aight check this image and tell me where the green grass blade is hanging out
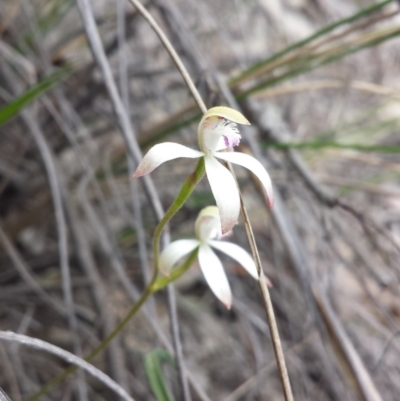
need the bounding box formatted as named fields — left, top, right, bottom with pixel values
left=262, top=140, right=400, bottom=153
left=137, top=25, right=400, bottom=143
left=144, top=349, right=175, bottom=401
left=230, top=0, right=393, bottom=85
left=238, top=26, right=400, bottom=99
left=0, top=66, right=72, bottom=125
left=38, top=0, right=75, bottom=34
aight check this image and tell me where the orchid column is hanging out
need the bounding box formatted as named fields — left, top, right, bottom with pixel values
left=132, top=106, right=274, bottom=237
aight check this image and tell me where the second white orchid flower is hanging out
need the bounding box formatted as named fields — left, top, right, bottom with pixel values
left=132, top=106, right=274, bottom=234
left=159, top=206, right=259, bottom=309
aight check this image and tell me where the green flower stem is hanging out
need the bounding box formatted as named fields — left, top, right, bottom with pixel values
left=27, top=250, right=199, bottom=401
left=151, top=248, right=199, bottom=292
left=27, top=283, right=154, bottom=401
left=152, top=157, right=205, bottom=279
left=27, top=161, right=205, bottom=401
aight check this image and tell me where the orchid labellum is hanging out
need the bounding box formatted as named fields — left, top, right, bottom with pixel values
left=159, top=206, right=259, bottom=309
left=132, top=106, right=274, bottom=234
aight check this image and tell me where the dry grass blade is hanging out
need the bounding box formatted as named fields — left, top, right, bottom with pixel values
left=75, top=0, right=164, bottom=221
left=0, top=388, right=13, bottom=401
left=314, top=291, right=383, bottom=401
left=1, top=1, right=399, bottom=400
left=0, top=331, right=135, bottom=401
left=0, top=57, right=89, bottom=398
left=65, top=194, right=128, bottom=387
left=231, top=8, right=398, bottom=86
left=0, top=225, right=86, bottom=320
left=238, top=195, right=294, bottom=401
left=125, top=1, right=294, bottom=400
left=252, top=79, right=400, bottom=99
left=126, top=0, right=207, bottom=113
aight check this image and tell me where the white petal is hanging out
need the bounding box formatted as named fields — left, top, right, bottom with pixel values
left=159, top=239, right=199, bottom=275
left=215, top=152, right=274, bottom=209
left=209, top=240, right=258, bottom=279
left=198, top=245, right=232, bottom=309
left=132, top=143, right=204, bottom=178
left=204, top=155, right=240, bottom=234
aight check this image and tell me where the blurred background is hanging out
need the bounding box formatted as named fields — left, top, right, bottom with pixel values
left=0, top=0, right=400, bottom=400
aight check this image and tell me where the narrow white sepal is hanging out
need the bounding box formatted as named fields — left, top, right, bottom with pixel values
left=214, top=151, right=274, bottom=209
left=204, top=155, right=240, bottom=234
left=132, top=143, right=204, bottom=178
left=209, top=240, right=258, bottom=279
left=159, top=239, right=200, bottom=276
left=198, top=244, right=232, bottom=309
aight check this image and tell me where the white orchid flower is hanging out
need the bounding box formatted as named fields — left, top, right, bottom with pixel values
left=159, top=206, right=258, bottom=309
left=132, top=106, right=274, bottom=234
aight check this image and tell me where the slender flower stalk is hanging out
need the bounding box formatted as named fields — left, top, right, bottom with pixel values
left=28, top=0, right=293, bottom=397
left=132, top=106, right=274, bottom=234
left=159, top=206, right=260, bottom=309
left=151, top=158, right=205, bottom=277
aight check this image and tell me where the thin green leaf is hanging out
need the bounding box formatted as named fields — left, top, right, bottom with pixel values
left=262, top=140, right=400, bottom=153
left=230, top=0, right=393, bottom=85
left=38, top=0, right=75, bottom=34
left=238, top=26, right=400, bottom=99
left=0, top=66, right=72, bottom=125
left=151, top=249, right=199, bottom=292
left=144, top=349, right=175, bottom=401
left=138, top=26, right=400, bottom=144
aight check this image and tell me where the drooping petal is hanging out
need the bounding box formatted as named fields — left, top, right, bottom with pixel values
left=209, top=240, right=258, bottom=279
left=198, top=244, right=232, bottom=309
left=131, top=143, right=204, bottom=178
left=204, top=155, right=240, bottom=234
left=200, top=107, right=250, bottom=128
left=159, top=239, right=200, bottom=276
left=214, top=152, right=274, bottom=209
